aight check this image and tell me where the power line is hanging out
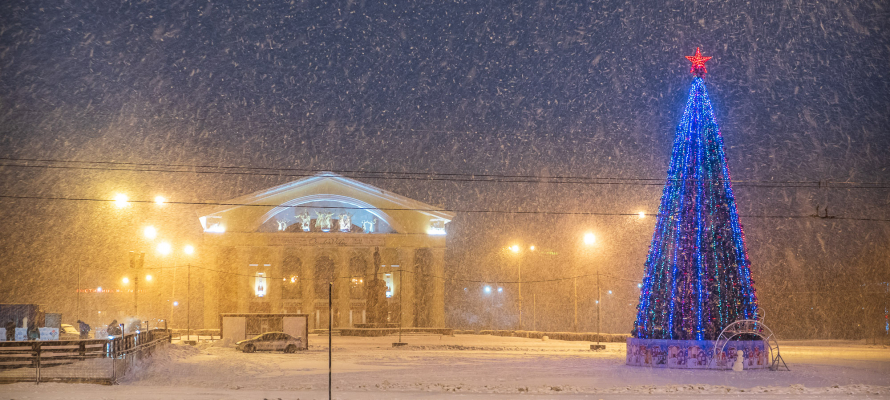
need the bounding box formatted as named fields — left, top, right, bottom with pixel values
left=0, top=157, right=887, bottom=189
left=0, top=194, right=886, bottom=222
left=175, top=264, right=642, bottom=286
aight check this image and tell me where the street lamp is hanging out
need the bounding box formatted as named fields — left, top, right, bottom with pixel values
left=581, top=232, right=603, bottom=347
left=114, top=193, right=129, bottom=208
left=508, top=244, right=535, bottom=331
left=160, top=244, right=195, bottom=340
left=578, top=232, right=596, bottom=333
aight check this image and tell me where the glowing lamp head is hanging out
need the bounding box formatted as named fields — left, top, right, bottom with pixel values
left=510, top=245, right=520, bottom=253
left=145, top=274, right=152, bottom=281
left=497, top=287, right=503, bottom=293
left=529, top=245, right=535, bottom=251
left=173, top=301, right=179, bottom=306
left=154, top=196, right=166, bottom=205
left=114, top=193, right=129, bottom=208
left=483, top=285, right=492, bottom=294
left=97, top=287, right=102, bottom=292
left=583, top=232, right=596, bottom=245
left=144, top=226, right=157, bottom=240
left=157, top=242, right=172, bottom=256
left=638, top=212, right=646, bottom=219
left=184, top=245, right=195, bottom=255
left=122, top=277, right=129, bottom=284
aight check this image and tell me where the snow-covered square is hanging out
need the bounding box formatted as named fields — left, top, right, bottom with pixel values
left=3, top=334, right=889, bottom=399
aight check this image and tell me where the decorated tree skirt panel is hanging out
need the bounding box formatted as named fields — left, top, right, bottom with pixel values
left=625, top=337, right=769, bottom=369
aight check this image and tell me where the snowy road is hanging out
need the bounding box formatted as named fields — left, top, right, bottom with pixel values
left=2, top=334, right=888, bottom=399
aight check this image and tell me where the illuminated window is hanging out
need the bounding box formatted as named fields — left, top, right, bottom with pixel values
left=383, top=273, right=394, bottom=298
left=253, top=266, right=268, bottom=297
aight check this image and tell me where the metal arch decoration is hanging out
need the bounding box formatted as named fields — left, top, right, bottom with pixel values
left=712, top=319, right=789, bottom=371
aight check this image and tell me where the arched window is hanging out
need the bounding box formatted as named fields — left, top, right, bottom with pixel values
left=349, top=255, right=366, bottom=299
left=282, top=255, right=302, bottom=300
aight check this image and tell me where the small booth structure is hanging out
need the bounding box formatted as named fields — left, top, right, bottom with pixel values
left=220, top=313, right=308, bottom=349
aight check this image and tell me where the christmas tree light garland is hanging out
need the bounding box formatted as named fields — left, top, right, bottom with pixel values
left=632, top=49, right=759, bottom=341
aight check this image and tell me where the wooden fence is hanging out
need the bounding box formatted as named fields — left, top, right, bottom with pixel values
left=0, top=328, right=171, bottom=385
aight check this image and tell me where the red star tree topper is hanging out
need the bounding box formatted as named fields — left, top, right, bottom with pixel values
left=685, top=47, right=712, bottom=77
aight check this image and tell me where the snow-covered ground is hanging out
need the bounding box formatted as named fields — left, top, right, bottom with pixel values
left=3, top=334, right=889, bottom=399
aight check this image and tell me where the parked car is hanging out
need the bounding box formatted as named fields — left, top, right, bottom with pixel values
left=60, top=324, right=81, bottom=340
left=236, top=332, right=302, bottom=353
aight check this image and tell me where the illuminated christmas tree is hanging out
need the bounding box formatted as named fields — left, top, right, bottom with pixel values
left=632, top=48, right=759, bottom=341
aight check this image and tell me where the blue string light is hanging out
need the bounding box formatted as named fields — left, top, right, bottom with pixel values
left=632, top=74, right=759, bottom=341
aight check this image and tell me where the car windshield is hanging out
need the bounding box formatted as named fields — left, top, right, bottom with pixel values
left=250, top=334, right=265, bottom=340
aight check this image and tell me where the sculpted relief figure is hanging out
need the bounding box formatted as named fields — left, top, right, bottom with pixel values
left=315, top=211, right=334, bottom=231
left=298, top=211, right=312, bottom=231
left=362, top=217, right=378, bottom=233
left=339, top=213, right=352, bottom=232
left=277, top=220, right=288, bottom=231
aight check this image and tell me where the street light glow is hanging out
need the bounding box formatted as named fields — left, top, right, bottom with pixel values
left=584, top=232, right=596, bottom=245
left=114, top=193, right=129, bottom=208
left=122, top=277, right=129, bottom=284
left=145, top=274, right=152, bottom=281
left=529, top=245, right=535, bottom=251
left=638, top=212, right=646, bottom=218
left=158, top=242, right=172, bottom=255
left=155, top=196, right=166, bottom=205
left=184, top=244, right=195, bottom=255
left=144, top=226, right=157, bottom=240
left=510, top=245, right=520, bottom=253
left=483, top=285, right=492, bottom=294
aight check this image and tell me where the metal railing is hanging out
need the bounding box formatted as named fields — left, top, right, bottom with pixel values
left=0, top=328, right=171, bottom=384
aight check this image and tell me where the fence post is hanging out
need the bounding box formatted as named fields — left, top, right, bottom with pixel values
left=34, top=342, right=40, bottom=384
left=111, top=339, right=116, bottom=384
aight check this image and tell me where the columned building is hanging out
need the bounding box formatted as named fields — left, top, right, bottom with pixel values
left=196, top=172, right=452, bottom=330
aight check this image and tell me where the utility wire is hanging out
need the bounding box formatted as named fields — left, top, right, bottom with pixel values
left=175, top=264, right=643, bottom=286
left=0, top=194, right=886, bottom=221
left=0, top=157, right=887, bottom=189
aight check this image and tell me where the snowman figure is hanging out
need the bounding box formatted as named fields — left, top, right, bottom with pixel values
left=732, top=350, right=745, bottom=371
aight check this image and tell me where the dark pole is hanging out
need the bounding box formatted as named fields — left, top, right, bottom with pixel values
left=135, top=275, right=139, bottom=316
left=328, top=281, right=332, bottom=400
left=398, top=268, right=403, bottom=343
left=187, top=263, right=191, bottom=341
left=76, top=263, right=81, bottom=321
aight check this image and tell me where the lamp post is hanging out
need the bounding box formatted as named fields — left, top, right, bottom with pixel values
left=509, top=244, right=535, bottom=331
left=158, top=241, right=194, bottom=340
left=579, top=232, right=596, bottom=333
left=129, top=251, right=145, bottom=315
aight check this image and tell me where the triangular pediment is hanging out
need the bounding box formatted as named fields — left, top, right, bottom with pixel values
left=198, top=172, right=453, bottom=236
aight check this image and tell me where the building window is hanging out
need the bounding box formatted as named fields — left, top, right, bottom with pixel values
left=383, top=273, right=394, bottom=298
left=282, top=256, right=302, bottom=300
left=253, top=266, right=268, bottom=298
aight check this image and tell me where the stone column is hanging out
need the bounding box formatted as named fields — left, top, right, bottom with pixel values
left=202, top=248, right=220, bottom=329
left=397, top=247, right=416, bottom=328
left=335, top=249, right=351, bottom=328
left=430, top=248, right=446, bottom=327
left=300, top=247, right=316, bottom=328
left=270, top=247, right=284, bottom=313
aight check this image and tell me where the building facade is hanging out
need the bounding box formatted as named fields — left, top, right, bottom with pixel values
left=196, top=172, right=453, bottom=330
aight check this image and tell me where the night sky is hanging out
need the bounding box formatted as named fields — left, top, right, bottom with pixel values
left=0, top=1, right=887, bottom=335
